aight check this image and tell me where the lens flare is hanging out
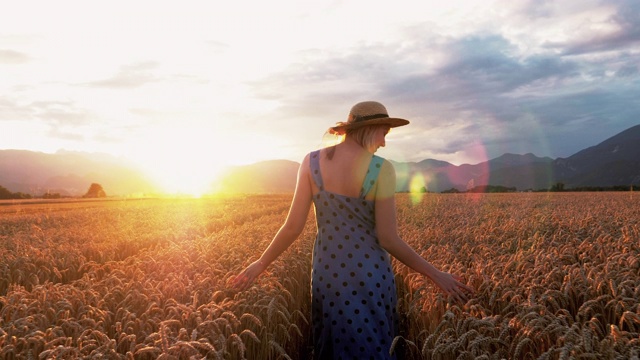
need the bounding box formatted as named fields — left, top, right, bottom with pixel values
left=409, top=172, right=428, bottom=205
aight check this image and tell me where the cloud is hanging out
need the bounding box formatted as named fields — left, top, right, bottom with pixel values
left=390, top=32, right=637, bottom=159
left=92, top=132, right=124, bottom=144
left=46, top=127, right=85, bottom=141
left=84, top=62, right=161, bottom=88
left=0, top=97, right=95, bottom=141
left=206, top=40, right=231, bottom=54
left=0, top=97, right=32, bottom=121
left=28, top=100, right=93, bottom=127
left=245, top=2, right=640, bottom=164
left=0, top=49, right=29, bottom=64
left=616, top=63, right=639, bottom=77
left=382, top=34, right=579, bottom=97
left=542, top=0, right=640, bottom=55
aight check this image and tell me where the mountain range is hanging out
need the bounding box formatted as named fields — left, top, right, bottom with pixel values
left=0, top=150, right=156, bottom=197
left=203, top=124, right=640, bottom=193
left=394, top=124, right=640, bottom=192
left=1, top=124, right=639, bottom=196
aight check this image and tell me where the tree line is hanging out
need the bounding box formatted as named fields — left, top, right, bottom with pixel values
left=439, top=183, right=639, bottom=193
left=0, top=183, right=106, bottom=200
left=0, top=185, right=32, bottom=199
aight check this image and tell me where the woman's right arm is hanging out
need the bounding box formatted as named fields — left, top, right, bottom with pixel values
left=231, top=154, right=313, bottom=291
left=375, top=161, right=474, bottom=303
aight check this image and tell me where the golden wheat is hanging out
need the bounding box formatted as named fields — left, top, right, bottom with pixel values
left=0, top=193, right=638, bottom=358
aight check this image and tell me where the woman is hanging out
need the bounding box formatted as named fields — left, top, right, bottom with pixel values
left=232, top=101, right=473, bottom=359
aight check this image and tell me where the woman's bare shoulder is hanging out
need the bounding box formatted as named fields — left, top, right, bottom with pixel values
left=375, top=158, right=397, bottom=198
left=299, top=150, right=323, bottom=176
left=379, top=158, right=396, bottom=176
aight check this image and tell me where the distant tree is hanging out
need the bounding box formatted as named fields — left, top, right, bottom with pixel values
left=466, top=185, right=516, bottom=193
left=84, top=183, right=106, bottom=198
left=441, top=187, right=461, bottom=194
left=0, top=185, right=13, bottom=199
left=550, top=182, right=565, bottom=192
left=0, top=185, right=32, bottom=199
left=43, top=192, right=61, bottom=199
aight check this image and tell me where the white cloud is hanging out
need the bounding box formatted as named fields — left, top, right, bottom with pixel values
left=0, top=0, right=638, bottom=171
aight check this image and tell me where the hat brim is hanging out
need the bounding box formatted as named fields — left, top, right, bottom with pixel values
left=330, top=117, right=410, bottom=134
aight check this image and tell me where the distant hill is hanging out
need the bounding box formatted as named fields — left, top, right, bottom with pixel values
left=391, top=152, right=557, bottom=192
left=0, top=150, right=158, bottom=196
left=216, top=124, right=639, bottom=193
left=216, top=160, right=299, bottom=194
left=553, top=124, right=640, bottom=188
left=1, top=124, right=639, bottom=195
left=391, top=124, right=640, bottom=192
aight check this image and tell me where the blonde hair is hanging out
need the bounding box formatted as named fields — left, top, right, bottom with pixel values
left=322, top=125, right=387, bottom=160
left=347, top=125, right=387, bottom=149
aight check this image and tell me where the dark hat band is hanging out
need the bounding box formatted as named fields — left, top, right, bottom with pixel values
left=352, top=113, right=389, bottom=123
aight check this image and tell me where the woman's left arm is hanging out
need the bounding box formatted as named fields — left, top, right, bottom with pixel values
left=375, top=161, right=474, bottom=303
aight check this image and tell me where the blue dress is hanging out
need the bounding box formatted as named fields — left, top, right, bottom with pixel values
left=309, top=150, right=398, bottom=360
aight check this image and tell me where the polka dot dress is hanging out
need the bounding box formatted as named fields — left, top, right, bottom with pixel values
left=309, top=150, right=398, bottom=360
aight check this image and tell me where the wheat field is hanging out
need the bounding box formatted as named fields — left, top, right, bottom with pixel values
left=0, top=193, right=638, bottom=359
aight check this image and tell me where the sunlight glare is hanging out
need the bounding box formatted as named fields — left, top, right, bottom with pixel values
left=129, top=124, right=231, bottom=196
left=409, top=172, right=428, bottom=205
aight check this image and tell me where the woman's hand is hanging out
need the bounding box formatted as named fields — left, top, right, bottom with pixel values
left=432, top=271, right=475, bottom=304
left=230, top=260, right=268, bottom=291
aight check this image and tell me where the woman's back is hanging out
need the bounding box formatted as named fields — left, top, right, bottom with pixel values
left=309, top=147, right=398, bottom=360
left=315, top=142, right=378, bottom=200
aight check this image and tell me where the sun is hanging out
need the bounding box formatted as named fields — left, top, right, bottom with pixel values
left=128, top=124, right=232, bottom=197
left=148, top=158, right=225, bottom=197
left=124, top=121, right=288, bottom=197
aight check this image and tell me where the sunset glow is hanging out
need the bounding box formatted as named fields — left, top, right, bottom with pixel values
left=1, top=0, right=639, bottom=196
left=125, top=124, right=246, bottom=195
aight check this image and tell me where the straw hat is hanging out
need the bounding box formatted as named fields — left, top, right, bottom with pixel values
left=329, top=101, right=410, bottom=135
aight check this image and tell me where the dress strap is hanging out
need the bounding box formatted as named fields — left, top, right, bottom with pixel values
left=309, top=150, right=324, bottom=191
left=360, top=155, right=384, bottom=198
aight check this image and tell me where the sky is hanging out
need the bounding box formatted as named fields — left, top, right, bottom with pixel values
left=1, top=0, right=639, bottom=194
